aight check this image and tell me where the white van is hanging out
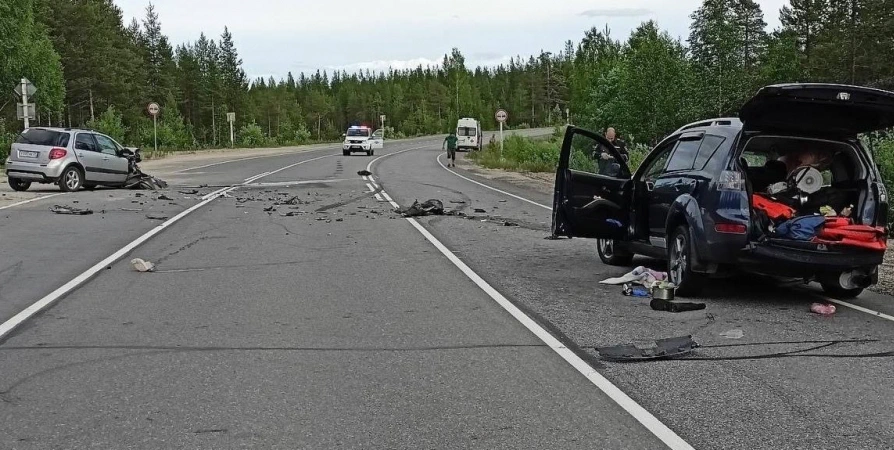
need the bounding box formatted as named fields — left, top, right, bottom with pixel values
left=456, top=118, right=482, bottom=151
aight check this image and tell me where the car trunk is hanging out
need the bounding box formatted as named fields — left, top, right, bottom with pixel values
left=739, top=135, right=884, bottom=254
left=9, top=129, right=69, bottom=165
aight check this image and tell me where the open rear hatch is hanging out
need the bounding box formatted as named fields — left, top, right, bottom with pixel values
left=740, top=84, right=894, bottom=136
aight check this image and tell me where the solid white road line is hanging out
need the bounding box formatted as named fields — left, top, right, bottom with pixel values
left=0, top=152, right=340, bottom=342
left=374, top=193, right=384, bottom=202
left=825, top=297, right=894, bottom=323
left=366, top=183, right=376, bottom=192
left=0, top=193, right=64, bottom=211
left=368, top=146, right=694, bottom=450
left=436, top=153, right=552, bottom=210
left=362, top=175, right=369, bottom=181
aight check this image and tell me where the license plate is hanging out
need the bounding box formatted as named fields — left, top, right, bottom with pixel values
left=18, top=150, right=38, bottom=158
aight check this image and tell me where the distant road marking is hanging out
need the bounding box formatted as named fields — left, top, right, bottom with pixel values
left=436, top=153, right=551, bottom=210
left=172, top=145, right=338, bottom=173
left=0, top=193, right=64, bottom=211
left=366, top=183, right=376, bottom=192
left=242, top=154, right=334, bottom=184
left=367, top=147, right=695, bottom=450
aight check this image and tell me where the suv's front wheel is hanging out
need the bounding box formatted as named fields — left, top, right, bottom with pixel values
left=596, top=239, right=633, bottom=266
left=8, top=178, right=31, bottom=192
left=668, top=225, right=706, bottom=297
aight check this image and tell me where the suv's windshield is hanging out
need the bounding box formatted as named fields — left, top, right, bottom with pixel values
left=457, top=127, right=477, bottom=136
left=347, top=129, right=370, bottom=137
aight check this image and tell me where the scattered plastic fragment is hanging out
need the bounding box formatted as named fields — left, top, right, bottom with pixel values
left=810, top=303, right=837, bottom=316
left=146, top=214, right=169, bottom=220
left=397, top=200, right=445, bottom=217
left=131, top=258, right=155, bottom=273
left=179, top=190, right=199, bottom=195
left=474, top=208, right=487, bottom=213
left=596, top=336, right=699, bottom=362
left=50, top=205, right=93, bottom=215
left=719, top=329, right=745, bottom=339
left=157, top=194, right=173, bottom=201
left=357, top=170, right=372, bottom=176
left=622, top=284, right=651, bottom=298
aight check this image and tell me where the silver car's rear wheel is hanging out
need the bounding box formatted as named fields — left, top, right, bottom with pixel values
left=59, top=166, right=83, bottom=192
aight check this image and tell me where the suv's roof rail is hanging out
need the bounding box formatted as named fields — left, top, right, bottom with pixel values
left=673, top=117, right=742, bottom=135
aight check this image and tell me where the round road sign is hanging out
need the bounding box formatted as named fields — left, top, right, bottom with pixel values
left=495, top=109, right=508, bottom=123
left=147, top=102, right=160, bottom=116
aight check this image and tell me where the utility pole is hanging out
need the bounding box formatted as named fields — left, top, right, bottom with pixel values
left=21, top=79, right=30, bottom=129
left=89, top=89, right=95, bottom=122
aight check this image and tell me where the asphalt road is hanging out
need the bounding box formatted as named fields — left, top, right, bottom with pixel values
left=2, top=131, right=894, bottom=449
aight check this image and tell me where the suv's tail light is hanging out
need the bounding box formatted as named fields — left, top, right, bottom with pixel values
left=718, top=170, right=745, bottom=191
left=49, top=147, right=67, bottom=160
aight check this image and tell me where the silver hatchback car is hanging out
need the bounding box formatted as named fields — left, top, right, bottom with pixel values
left=5, top=127, right=135, bottom=192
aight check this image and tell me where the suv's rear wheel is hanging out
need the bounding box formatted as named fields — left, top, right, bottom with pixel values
left=8, top=178, right=31, bottom=192
left=668, top=225, right=706, bottom=297
left=59, top=166, right=83, bottom=192
left=820, top=282, right=864, bottom=299
left=596, top=239, right=634, bottom=266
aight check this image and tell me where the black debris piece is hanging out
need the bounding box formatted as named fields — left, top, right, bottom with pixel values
left=449, top=200, right=466, bottom=204
left=199, top=184, right=208, bottom=188
left=650, top=298, right=707, bottom=313
left=179, top=190, right=199, bottom=195
left=503, top=221, right=519, bottom=227
left=50, top=205, right=93, bottom=215
left=275, top=196, right=303, bottom=206
left=263, top=206, right=276, bottom=212
left=120, top=208, right=143, bottom=212
left=498, top=200, right=507, bottom=203
left=357, top=170, right=372, bottom=176
left=280, top=211, right=305, bottom=217
left=157, top=194, right=173, bottom=201
left=396, top=199, right=445, bottom=217
left=124, top=168, right=168, bottom=190
left=596, top=336, right=699, bottom=362
left=336, top=218, right=344, bottom=222
left=146, top=214, right=169, bottom=220
left=474, top=208, right=487, bottom=213
left=135, top=193, right=144, bottom=197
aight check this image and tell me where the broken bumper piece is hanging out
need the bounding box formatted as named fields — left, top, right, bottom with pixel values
left=596, top=336, right=699, bottom=362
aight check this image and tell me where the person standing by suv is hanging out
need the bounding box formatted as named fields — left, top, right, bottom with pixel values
left=597, top=127, right=629, bottom=175
left=443, top=131, right=459, bottom=167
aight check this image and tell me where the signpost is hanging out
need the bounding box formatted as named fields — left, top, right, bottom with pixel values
left=148, top=102, right=160, bottom=153
left=495, top=109, right=508, bottom=154
left=16, top=78, right=37, bottom=129
left=227, top=112, right=236, bottom=147
left=380, top=114, right=386, bottom=138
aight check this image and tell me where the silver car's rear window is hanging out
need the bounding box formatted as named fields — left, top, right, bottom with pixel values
left=15, top=129, right=69, bottom=147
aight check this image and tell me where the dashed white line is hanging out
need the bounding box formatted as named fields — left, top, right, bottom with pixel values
left=0, top=193, right=64, bottom=211
left=436, top=153, right=552, bottom=210
left=374, top=193, right=384, bottom=201
left=362, top=175, right=369, bottom=181
left=366, top=183, right=376, bottom=192
left=366, top=145, right=695, bottom=450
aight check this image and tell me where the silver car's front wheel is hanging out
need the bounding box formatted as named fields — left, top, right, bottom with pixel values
left=59, top=166, right=83, bottom=192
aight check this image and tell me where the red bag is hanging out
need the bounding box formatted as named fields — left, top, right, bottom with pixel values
left=752, top=194, right=794, bottom=221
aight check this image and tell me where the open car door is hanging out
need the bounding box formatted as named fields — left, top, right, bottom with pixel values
left=371, top=129, right=385, bottom=149
left=552, top=126, right=632, bottom=239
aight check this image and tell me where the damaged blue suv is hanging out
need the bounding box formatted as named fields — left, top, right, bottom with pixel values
left=552, top=84, right=893, bottom=298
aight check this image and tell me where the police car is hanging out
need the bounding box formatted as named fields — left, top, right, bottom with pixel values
left=342, top=126, right=384, bottom=156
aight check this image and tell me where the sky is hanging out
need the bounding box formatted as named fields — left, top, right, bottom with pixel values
left=116, top=0, right=788, bottom=80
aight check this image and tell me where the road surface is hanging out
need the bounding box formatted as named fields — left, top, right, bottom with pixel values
left=1, top=131, right=893, bottom=449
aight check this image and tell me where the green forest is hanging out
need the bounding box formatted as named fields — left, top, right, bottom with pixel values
left=2, top=0, right=894, bottom=156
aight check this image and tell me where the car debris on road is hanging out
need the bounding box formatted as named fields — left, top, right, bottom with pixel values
left=130, top=258, right=155, bottom=273
left=146, top=214, right=169, bottom=221
left=397, top=199, right=445, bottom=217
left=50, top=205, right=94, bottom=215
left=810, top=303, right=837, bottom=316
left=596, top=336, right=699, bottom=362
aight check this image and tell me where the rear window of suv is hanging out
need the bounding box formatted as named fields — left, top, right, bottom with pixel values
left=16, top=129, right=69, bottom=147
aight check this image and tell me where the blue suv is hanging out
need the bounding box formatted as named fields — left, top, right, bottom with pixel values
left=552, top=84, right=893, bottom=298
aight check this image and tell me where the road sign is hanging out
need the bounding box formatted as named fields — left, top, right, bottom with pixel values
left=147, top=102, right=160, bottom=116
left=14, top=78, right=36, bottom=97
left=380, top=114, right=386, bottom=124
left=16, top=103, right=36, bottom=120
left=227, top=112, right=236, bottom=123
left=495, top=109, right=508, bottom=123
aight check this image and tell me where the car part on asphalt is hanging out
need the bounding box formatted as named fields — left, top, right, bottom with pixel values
left=649, top=297, right=706, bottom=313
left=178, top=189, right=199, bottom=195
left=357, top=170, right=372, bottom=176
left=131, top=258, right=155, bottom=273
left=50, top=205, right=93, bottom=215
left=719, top=329, right=745, bottom=339
left=651, top=282, right=677, bottom=301
left=810, top=303, right=837, bottom=316
left=622, top=284, right=650, bottom=298
left=397, top=199, right=445, bottom=217
left=146, top=214, right=169, bottom=220
left=596, top=336, right=699, bottom=362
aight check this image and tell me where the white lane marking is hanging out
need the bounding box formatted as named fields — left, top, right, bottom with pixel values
left=0, top=193, right=64, bottom=211
left=369, top=178, right=380, bottom=189
left=366, top=146, right=426, bottom=173
left=366, top=183, right=375, bottom=192
left=371, top=147, right=693, bottom=449
left=0, top=185, right=238, bottom=341
left=374, top=193, right=384, bottom=201
left=362, top=175, right=369, bottom=181
left=243, top=154, right=334, bottom=184
left=824, top=297, right=894, bottom=323
left=245, top=172, right=270, bottom=182
left=0, top=153, right=339, bottom=342
left=436, top=153, right=552, bottom=210
left=244, top=179, right=348, bottom=188
left=401, top=217, right=693, bottom=449
left=172, top=145, right=337, bottom=173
